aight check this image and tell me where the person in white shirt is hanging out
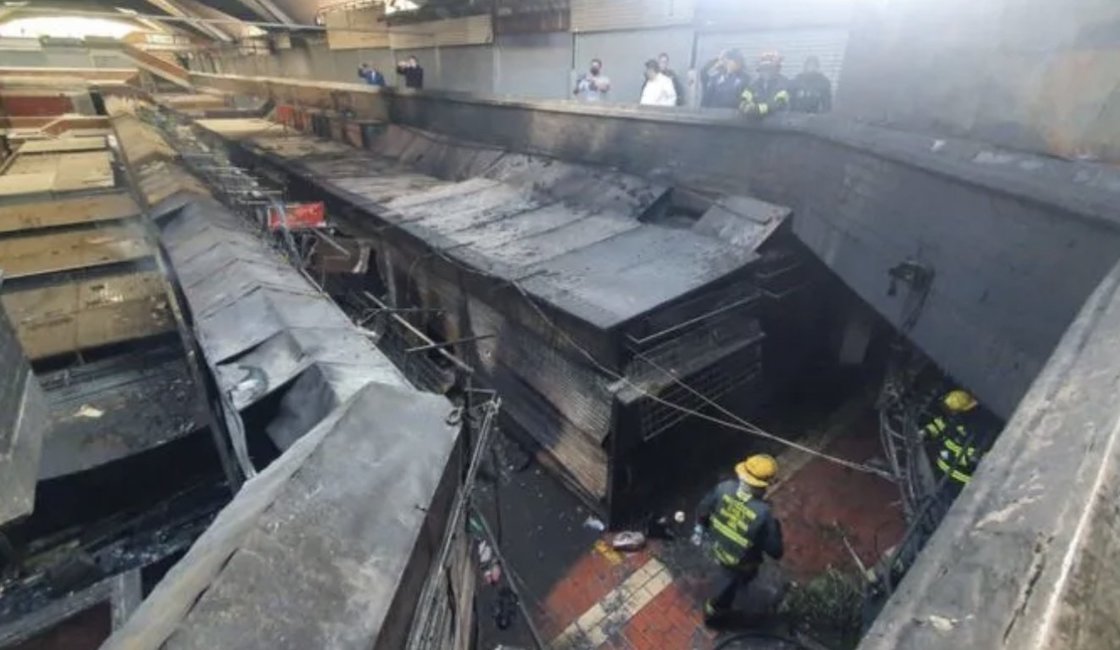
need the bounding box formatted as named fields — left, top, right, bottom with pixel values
left=640, top=59, right=678, bottom=107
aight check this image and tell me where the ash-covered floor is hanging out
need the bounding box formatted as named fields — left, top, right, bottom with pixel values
left=474, top=377, right=905, bottom=650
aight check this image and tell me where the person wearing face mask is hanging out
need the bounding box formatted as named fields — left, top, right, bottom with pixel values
left=739, top=50, right=791, bottom=117
left=574, top=58, right=611, bottom=102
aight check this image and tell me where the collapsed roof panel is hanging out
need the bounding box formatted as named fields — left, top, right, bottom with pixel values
left=149, top=193, right=411, bottom=449
left=0, top=306, right=47, bottom=526
left=103, top=380, right=459, bottom=650
left=0, top=122, right=204, bottom=480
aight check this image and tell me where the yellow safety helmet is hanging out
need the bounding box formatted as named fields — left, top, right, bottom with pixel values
left=735, top=454, right=778, bottom=488
left=943, top=389, right=978, bottom=413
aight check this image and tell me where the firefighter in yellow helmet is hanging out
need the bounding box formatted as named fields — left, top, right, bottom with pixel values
left=694, top=454, right=784, bottom=623
left=740, top=50, right=791, bottom=117
left=922, top=389, right=993, bottom=492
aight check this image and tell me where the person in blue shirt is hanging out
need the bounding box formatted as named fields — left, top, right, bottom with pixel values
left=357, top=62, right=385, bottom=87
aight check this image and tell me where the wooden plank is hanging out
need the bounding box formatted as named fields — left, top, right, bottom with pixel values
left=17, top=136, right=107, bottom=154
left=0, top=226, right=150, bottom=279
left=0, top=173, right=54, bottom=196
left=0, top=193, right=139, bottom=233
left=53, top=151, right=114, bottom=192
left=1, top=271, right=174, bottom=359
left=0, top=150, right=114, bottom=195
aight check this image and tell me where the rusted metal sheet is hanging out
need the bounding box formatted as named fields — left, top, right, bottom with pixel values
left=0, top=192, right=139, bottom=233
left=0, top=94, right=76, bottom=117
left=0, top=271, right=174, bottom=359
left=0, top=226, right=150, bottom=279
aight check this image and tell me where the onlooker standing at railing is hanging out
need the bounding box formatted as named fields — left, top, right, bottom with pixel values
left=395, top=56, right=424, bottom=89
left=657, top=52, right=686, bottom=106
left=640, top=59, right=678, bottom=107
left=791, top=56, right=832, bottom=113
left=700, top=49, right=750, bottom=109
left=358, top=62, right=386, bottom=87
left=574, top=58, right=611, bottom=102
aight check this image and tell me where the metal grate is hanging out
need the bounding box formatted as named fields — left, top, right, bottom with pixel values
left=637, top=352, right=760, bottom=441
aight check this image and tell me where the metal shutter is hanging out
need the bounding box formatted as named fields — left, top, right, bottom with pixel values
left=495, top=32, right=572, bottom=100
left=572, top=0, right=696, bottom=32
left=439, top=45, right=495, bottom=94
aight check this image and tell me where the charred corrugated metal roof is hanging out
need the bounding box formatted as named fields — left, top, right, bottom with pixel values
left=103, top=112, right=463, bottom=649
left=151, top=193, right=411, bottom=449
left=193, top=116, right=792, bottom=516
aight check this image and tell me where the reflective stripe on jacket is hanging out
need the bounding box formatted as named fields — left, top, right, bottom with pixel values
left=698, top=480, right=783, bottom=569
left=925, top=416, right=978, bottom=484
left=740, top=75, right=791, bottom=115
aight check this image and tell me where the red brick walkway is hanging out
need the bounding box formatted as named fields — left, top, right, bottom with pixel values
left=533, top=427, right=905, bottom=650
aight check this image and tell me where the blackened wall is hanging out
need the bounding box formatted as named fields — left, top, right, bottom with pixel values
left=836, top=0, right=1120, bottom=162
left=382, top=94, right=1120, bottom=419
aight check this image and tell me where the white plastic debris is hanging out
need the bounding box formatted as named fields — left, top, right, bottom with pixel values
left=611, top=531, right=646, bottom=551
left=582, top=515, right=605, bottom=532
left=76, top=405, right=104, bottom=418
left=673, top=510, right=686, bottom=524
left=478, top=541, right=493, bottom=564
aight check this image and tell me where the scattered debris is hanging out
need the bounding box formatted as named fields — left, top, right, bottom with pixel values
left=646, top=515, right=676, bottom=540
left=75, top=404, right=104, bottom=418
left=611, top=531, right=646, bottom=551
left=583, top=515, right=605, bottom=532
left=927, top=614, right=957, bottom=632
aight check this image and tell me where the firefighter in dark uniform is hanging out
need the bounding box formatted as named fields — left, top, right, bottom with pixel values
left=923, top=389, right=996, bottom=495
left=695, top=454, right=784, bottom=623
left=739, top=51, right=791, bottom=117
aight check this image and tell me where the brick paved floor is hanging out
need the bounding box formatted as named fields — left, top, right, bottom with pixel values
left=530, top=416, right=904, bottom=650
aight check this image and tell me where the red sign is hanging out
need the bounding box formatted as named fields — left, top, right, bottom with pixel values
left=267, top=202, right=326, bottom=230
left=275, top=104, right=295, bottom=127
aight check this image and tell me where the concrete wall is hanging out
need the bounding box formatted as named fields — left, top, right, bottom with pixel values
left=837, top=0, right=1120, bottom=161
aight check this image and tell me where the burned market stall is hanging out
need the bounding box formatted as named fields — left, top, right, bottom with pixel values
left=191, top=116, right=816, bottom=522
